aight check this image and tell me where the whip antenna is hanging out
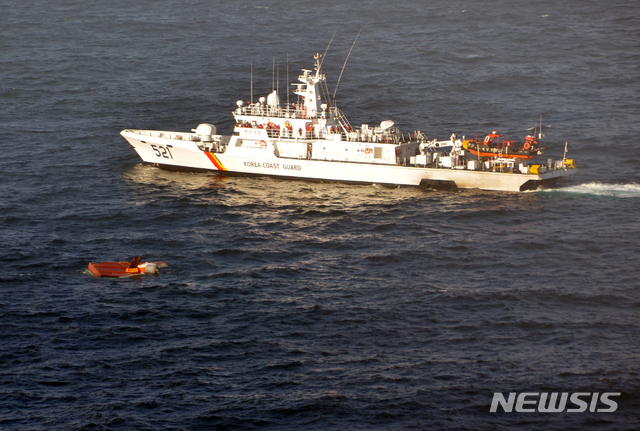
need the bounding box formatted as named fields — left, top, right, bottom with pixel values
left=319, top=32, right=336, bottom=71
left=318, top=32, right=337, bottom=106
left=333, top=29, right=361, bottom=99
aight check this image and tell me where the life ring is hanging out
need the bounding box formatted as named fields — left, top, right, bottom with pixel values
left=484, top=135, right=492, bottom=144
left=365, top=148, right=372, bottom=154
left=523, top=142, right=531, bottom=150
left=260, top=140, right=267, bottom=147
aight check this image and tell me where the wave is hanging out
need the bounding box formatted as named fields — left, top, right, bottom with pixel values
left=539, top=182, right=640, bottom=198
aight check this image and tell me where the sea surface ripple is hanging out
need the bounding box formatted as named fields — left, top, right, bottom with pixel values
left=1, top=0, right=639, bottom=429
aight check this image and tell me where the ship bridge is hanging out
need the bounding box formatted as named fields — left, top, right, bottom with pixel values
left=233, top=53, right=353, bottom=134
left=230, top=54, right=415, bottom=146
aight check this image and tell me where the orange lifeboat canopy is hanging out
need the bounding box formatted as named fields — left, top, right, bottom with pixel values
left=483, top=131, right=501, bottom=145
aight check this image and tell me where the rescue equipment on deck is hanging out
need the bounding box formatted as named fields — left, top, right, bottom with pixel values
left=463, top=130, right=543, bottom=160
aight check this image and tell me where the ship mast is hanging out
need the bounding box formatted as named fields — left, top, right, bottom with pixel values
left=292, top=53, right=325, bottom=118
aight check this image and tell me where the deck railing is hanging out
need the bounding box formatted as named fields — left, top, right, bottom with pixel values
left=235, top=104, right=350, bottom=123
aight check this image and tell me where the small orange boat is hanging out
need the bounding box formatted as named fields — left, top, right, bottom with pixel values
left=463, top=130, right=544, bottom=160
left=87, top=256, right=167, bottom=278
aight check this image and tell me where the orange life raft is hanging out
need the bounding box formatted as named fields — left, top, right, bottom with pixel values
left=87, top=256, right=167, bottom=278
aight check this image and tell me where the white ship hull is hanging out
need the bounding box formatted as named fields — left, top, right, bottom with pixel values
left=121, top=129, right=572, bottom=192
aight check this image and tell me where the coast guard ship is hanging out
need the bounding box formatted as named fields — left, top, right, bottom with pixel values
left=121, top=53, right=575, bottom=191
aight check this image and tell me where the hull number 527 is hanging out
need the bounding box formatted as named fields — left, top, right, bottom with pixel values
left=151, top=144, right=173, bottom=159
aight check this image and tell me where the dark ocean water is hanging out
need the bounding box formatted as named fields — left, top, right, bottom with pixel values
left=2, top=0, right=640, bottom=429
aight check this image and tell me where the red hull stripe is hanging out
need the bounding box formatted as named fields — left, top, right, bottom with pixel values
left=205, top=152, right=226, bottom=170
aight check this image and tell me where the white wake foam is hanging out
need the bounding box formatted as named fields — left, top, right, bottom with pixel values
left=540, top=182, right=640, bottom=198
